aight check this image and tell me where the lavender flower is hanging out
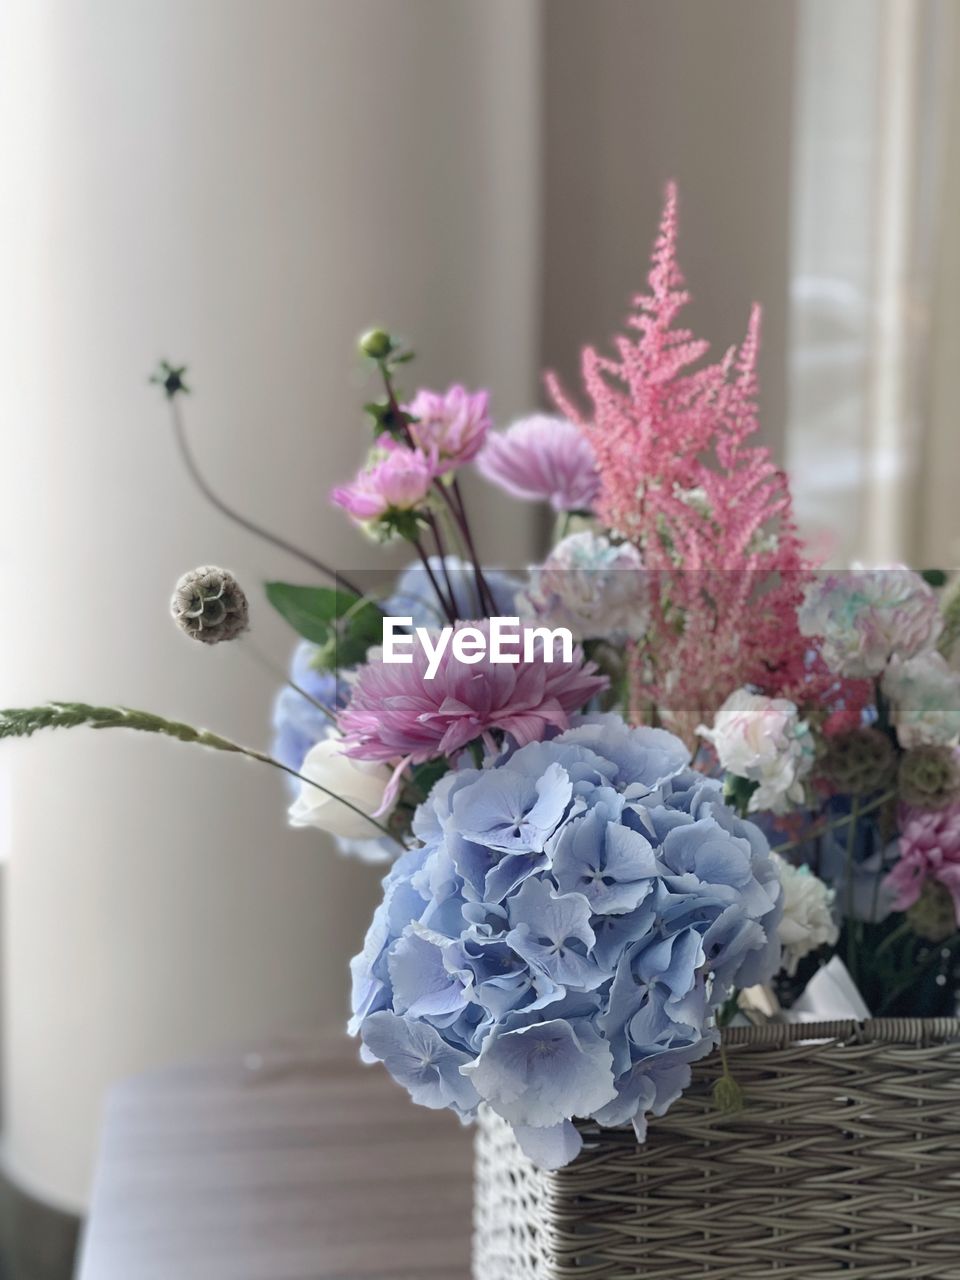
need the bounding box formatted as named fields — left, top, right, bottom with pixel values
left=337, top=622, right=607, bottom=766
left=331, top=440, right=433, bottom=524
left=405, top=385, right=491, bottom=473
left=476, top=415, right=600, bottom=513
left=350, top=715, right=782, bottom=1168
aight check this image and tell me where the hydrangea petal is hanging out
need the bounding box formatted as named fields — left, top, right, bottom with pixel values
left=462, top=1019, right=617, bottom=1127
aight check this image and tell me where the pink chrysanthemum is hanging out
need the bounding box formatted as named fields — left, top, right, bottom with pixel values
left=337, top=621, right=608, bottom=765
left=883, top=803, right=960, bottom=925
left=405, top=385, right=491, bottom=474
left=331, top=442, right=433, bottom=522
left=475, top=415, right=600, bottom=512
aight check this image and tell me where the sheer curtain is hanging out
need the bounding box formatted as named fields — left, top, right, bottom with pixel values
left=3, top=0, right=960, bottom=1218
left=0, top=0, right=540, bottom=1211
left=787, top=0, right=957, bottom=566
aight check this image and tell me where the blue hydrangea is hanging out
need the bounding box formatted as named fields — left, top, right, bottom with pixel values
left=271, top=641, right=340, bottom=778
left=350, top=714, right=783, bottom=1168
left=384, top=555, right=521, bottom=627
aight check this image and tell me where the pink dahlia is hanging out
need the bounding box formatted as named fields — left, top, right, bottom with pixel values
left=475, top=415, right=600, bottom=512
left=332, top=442, right=433, bottom=522
left=337, top=621, right=608, bottom=764
left=405, top=385, right=491, bottom=474
left=883, top=803, right=960, bottom=925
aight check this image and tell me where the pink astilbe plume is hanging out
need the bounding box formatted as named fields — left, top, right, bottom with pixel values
left=548, top=184, right=850, bottom=740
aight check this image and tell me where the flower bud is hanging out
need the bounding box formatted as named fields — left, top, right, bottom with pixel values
left=359, top=329, right=394, bottom=361
left=171, top=566, right=249, bottom=644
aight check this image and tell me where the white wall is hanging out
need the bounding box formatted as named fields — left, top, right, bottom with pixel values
left=0, top=0, right=539, bottom=1210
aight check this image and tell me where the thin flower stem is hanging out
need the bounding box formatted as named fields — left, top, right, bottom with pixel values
left=240, top=637, right=338, bottom=723
left=844, top=795, right=860, bottom=979
left=168, top=398, right=364, bottom=598
left=376, top=360, right=496, bottom=617
left=411, top=537, right=457, bottom=623
left=0, top=702, right=403, bottom=849
left=448, top=477, right=498, bottom=615
left=874, top=917, right=912, bottom=961
left=424, top=511, right=459, bottom=613
left=876, top=935, right=960, bottom=1015
left=770, top=789, right=896, bottom=855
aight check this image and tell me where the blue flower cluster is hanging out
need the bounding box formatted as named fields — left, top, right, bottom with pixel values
left=271, top=641, right=340, bottom=779
left=350, top=714, right=783, bottom=1168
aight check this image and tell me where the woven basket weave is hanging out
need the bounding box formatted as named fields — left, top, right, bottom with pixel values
left=473, top=1018, right=960, bottom=1279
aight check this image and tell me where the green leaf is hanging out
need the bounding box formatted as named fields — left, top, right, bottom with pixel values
left=921, top=569, right=948, bottom=588
left=264, top=582, right=383, bottom=669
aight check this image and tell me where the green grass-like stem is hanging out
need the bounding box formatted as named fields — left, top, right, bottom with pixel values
left=0, top=702, right=401, bottom=848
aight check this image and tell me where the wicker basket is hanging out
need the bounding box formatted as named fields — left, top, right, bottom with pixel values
left=473, top=1018, right=960, bottom=1279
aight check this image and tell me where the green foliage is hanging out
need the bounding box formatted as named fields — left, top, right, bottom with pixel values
left=264, top=582, right=382, bottom=669
left=722, top=773, right=759, bottom=818
left=364, top=398, right=410, bottom=437
left=0, top=702, right=231, bottom=750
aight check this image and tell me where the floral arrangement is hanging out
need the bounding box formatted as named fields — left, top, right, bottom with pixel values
left=3, top=186, right=960, bottom=1169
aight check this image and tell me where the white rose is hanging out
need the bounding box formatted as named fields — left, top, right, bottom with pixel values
left=770, top=852, right=839, bottom=975
left=698, top=688, right=814, bottom=815
left=288, top=735, right=394, bottom=840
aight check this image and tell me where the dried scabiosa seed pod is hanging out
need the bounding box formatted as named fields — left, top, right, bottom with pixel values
left=171, top=566, right=249, bottom=644
left=899, top=744, right=960, bottom=811
left=816, top=726, right=896, bottom=796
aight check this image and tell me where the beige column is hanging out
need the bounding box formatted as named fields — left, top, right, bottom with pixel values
left=0, top=0, right=540, bottom=1209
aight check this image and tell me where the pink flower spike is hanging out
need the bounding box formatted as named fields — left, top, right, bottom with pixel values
left=332, top=445, right=434, bottom=523
left=337, top=620, right=608, bottom=765
left=475, top=415, right=600, bottom=512
left=884, top=803, right=960, bottom=923
left=405, top=385, right=491, bottom=474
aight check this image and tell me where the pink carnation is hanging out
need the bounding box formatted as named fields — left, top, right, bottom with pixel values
left=337, top=621, right=608, bottom=764
left=883, top=803, right=960, bottom=924
left=332, top=443, right=433, bottom=522
left=406, top=385, right=491, bottom=473
left=475, top=415, right=600, bottom=512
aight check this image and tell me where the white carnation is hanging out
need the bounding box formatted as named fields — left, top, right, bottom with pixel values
left=698, top=688, right=814, bottom=815
left=770, top=852, right=839, bottom=975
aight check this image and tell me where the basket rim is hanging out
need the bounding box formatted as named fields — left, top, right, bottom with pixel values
left=721, top=1016, right=960, bottom=1046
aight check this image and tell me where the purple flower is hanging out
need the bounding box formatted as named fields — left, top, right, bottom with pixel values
left=405, top=385, right=491, bottom=474
left=331, top=441, right=433, bottom=522
left=884, top=803, right=960, bottom=923
left=476, top=414, right=600, bottom=512
left=337, top=620, right=607, bottom=765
